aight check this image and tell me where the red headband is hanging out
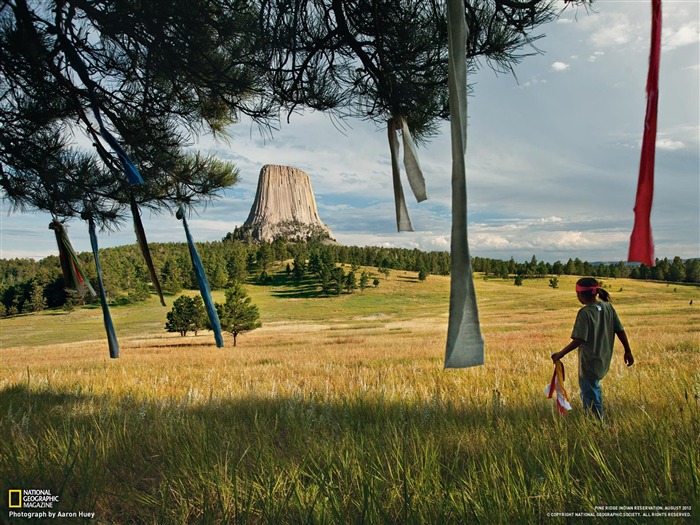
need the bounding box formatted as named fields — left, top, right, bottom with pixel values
left=576, top=284, right=599, bottom=293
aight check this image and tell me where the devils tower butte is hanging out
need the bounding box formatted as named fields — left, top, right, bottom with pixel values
left=240, top=165, right=334, bottom=243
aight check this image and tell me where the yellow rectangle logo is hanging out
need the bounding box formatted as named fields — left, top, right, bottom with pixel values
left=8, top=489, right=22, bottom=508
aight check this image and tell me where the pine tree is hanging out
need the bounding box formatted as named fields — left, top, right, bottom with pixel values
left=165, top=295, right=206, bottom=337
left=293, top=254, right=307, bottom=280
left=216, top=283, right=261, bottom=347
left=1, top=1, right=258, bottom=227
left=344, top=271, right=357, bottom=293
left=161, top=259, right=184, bottom=295
left=331, top=266, right=345, bottom=295
left=26, top=279, right=47, bottom=312
left=359, top=271, right=370, bottom=292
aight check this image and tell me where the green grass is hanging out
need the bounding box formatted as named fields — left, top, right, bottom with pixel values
left=1, top=272, right=698, bottom=523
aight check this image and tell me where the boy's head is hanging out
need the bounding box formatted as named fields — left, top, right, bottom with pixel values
left=576, top=277, right=611, bottom=303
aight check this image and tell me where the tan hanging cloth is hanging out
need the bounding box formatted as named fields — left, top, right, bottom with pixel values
left=444, top=0, right=484, bottom=368
left=388, top=118, right=414, bottom=231
left=400, top=117, right=428, bottom=203
left=387, top=115, right=429, bottom=231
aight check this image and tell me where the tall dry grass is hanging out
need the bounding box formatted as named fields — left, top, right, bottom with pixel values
left=1, top=274, right=698, bottom=523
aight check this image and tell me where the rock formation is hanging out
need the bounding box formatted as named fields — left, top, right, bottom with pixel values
left=237, top=164, right=334, bottom=243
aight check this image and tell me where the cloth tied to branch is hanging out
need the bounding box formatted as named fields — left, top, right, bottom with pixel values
left=443, top=0, right=484, bottom=369
left=83, top=213, right=119, bottom=358
left=131, top=193, right=166, bottom=306
left=628, top=0, right=662, bottom=266
left=387, top=117, right=428, bottom=232
left=176, top=206, right=224, bottom=348
left=49, top=219, right=96, bottom=298
left=545, top=361, right=572, bottom=415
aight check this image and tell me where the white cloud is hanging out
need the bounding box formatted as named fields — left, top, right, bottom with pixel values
left=467, top=218, right=630, bottom=257
left=587, top=13, right=640, bottom=48
left=520, top=76, right=548, bottom=89
left=587, top=51, right=605, bottom=63
left=656, top=138, right=685, bottom=150
left=550, top=61, right=570, bottom=72
left=663, top=21, right=700, bottom=51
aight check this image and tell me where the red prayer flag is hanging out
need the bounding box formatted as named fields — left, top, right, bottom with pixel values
left=628, top=0, right=662, bottom=266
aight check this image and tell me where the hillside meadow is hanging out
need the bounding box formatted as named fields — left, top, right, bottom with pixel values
left=0, top=271, right=698, bottom=523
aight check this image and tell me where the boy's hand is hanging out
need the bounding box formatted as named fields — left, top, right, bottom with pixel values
left=551, top=351, right=562, bottom=363
left=624, top=350, right=634, bottom=367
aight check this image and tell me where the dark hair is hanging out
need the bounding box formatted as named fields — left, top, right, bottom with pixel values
left=577, top=277, right=611, bottom=302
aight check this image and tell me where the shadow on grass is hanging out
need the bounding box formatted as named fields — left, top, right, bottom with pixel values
left=262, top=274, right=345, bottom=299
left=1, top=382, right=695, bottom=524
left=149, top=339, right=219, bottom=348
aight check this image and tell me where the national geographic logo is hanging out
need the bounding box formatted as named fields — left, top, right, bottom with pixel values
left=8, top=490, right=21, bottom=508
left=7, top=489, right=59, bottom=509
left=6, top=489, right=96, bottom=520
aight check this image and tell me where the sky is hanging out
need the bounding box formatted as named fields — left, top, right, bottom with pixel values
left=1, top=0, right=698, bottom=263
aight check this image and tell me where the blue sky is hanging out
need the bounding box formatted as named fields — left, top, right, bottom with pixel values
left=1, top=0, right=698, bottom=263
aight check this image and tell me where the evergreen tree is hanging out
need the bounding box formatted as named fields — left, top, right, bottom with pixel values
left=216, top=282, right=261, bottom=347
left=293, top=254, right=307, bottom=280
left=1, top=0, right=259, bottom=228
left=685, top=260, right=700, bottom=283
left=161, top=259, right=184, bottom=295
left=26, top=279, right=47, bottom=312
left=669, top=256, right=685, bottom=283
left=308, top=251, right=323, bottom=275
left=549, top=277, right=559, bottom=289
left=165, top=295, right=207, bottom=337
left=379, top=266, right=391, bottom=280
left=331, top=266, right=345, bottom=295
left=344, top=271, right=357, bottom=292
left=261, top=0, right=574, bottom=143
left=63, top=288, right=82, bottom=312
left=359, top=271, right=370, bottom=292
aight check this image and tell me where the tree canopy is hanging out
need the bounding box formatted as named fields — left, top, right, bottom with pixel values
left=260, top=0, right=570, bottom=141
left=216, top=282, right=262, bottom=346
left=1, top=0, right=589, bottom=227
left=0, top=0, right=273, bottom=226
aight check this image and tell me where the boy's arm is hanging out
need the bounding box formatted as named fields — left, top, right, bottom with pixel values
left=551, top=339, right=584, bottom=363
left=616, top=330, right=634, bottom=366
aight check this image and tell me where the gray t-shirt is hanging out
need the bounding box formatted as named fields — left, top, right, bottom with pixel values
left=571, top=301, right=624, bottom=380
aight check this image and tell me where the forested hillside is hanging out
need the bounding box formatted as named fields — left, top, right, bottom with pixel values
left=1, top=236, right=698, bottom=317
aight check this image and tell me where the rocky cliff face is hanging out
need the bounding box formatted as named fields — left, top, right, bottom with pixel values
left=238, top=165, right=334, bottom=243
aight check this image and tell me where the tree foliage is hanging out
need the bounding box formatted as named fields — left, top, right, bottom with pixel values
left=216, top=282, right=261, bottom=346
left=3, top=238, right=696, bottom=318
left=0, top=0, right=270, bottom=226
left=165, top=294, right=207, bottom=337
left=1, top=0, right=592, bottom=229
left=259, top=0, right=574, bottom=141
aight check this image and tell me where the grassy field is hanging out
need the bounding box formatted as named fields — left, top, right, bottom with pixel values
left=1, top=270, right=698, bottom=524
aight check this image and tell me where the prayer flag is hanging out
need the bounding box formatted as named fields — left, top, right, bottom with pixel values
left=86, top=215, right=119, bottom=358
left=628, top=0, right=662, bottom=266
left=545, top=361, right=572, bottom=415
left=177, top=206, right=224, bottom=348
left=444, top=0, right=484, bottom=368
